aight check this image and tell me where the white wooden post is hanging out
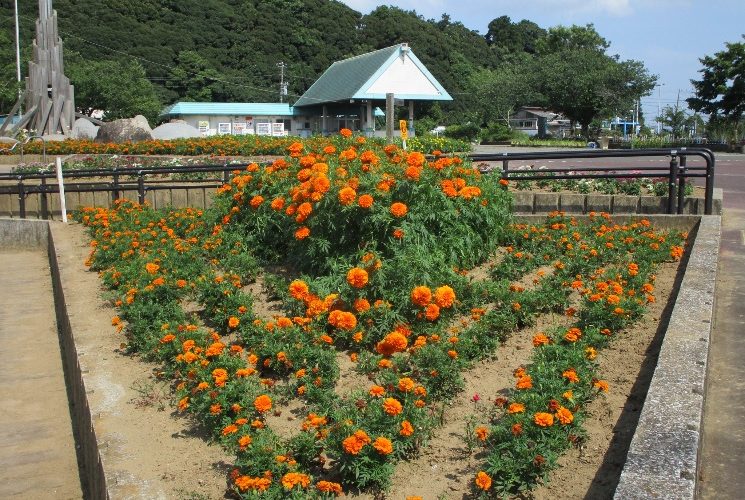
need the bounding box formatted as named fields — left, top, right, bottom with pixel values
left=55, top=157, right=67, bottom=223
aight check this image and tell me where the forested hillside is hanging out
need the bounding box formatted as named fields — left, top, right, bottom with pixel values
left=1, top=0, right=655, bottom=134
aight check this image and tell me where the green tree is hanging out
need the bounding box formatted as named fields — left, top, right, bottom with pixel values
left=165, top=51, right=222, bottom=102
left=485, top=16, right=545, bottom=55
left=67, top=57, right=161, bottom=124
left=687, top=36, right=744, bottom=139
left=535, top=24, right=610, bottom=55
left=656, top=105, right=689, bottom=139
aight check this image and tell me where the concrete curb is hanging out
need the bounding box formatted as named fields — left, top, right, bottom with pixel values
left=613, top=215, right=721, bottom=499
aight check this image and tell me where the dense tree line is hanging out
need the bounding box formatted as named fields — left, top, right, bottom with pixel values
left=2, top=0, right=658, bottom=136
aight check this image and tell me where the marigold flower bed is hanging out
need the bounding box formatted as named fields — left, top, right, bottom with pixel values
left=77, top=131, right=686, bottom=498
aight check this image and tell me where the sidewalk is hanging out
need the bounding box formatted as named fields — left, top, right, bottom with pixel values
left=0, top=249, right=83, bottom=499
left=697, top=158, right=745, bottom=498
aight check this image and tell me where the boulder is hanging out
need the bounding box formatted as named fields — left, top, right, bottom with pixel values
left=151, top=121, right=202, bottom=140
left=95, top=115, right=153, bottom=143
left=72, top=118, right=99, bottom=140
left=41, top=133, right=68, bottom=142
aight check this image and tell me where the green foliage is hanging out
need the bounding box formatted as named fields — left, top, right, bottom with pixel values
left=444, top=123, right=481, bottom=142
left=688, top=36, right=745, bottom=124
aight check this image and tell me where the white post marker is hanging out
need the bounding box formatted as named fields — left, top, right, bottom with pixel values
left=56, top=157, right=67, bottom=223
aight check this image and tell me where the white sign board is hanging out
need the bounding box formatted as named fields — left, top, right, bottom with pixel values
left=217, top=122, right=231, bottom=135
left=256, top=122, right=272, bottom=136
left=272, top=122, right=285, bottom=136
left=232, top=122, right=247, bottom=135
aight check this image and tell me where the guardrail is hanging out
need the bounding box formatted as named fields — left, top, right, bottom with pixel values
left=0, top=135, right=47, bottom=163
left=469, top=148, right=716, bottom=215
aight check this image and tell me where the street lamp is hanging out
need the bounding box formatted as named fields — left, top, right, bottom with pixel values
left=656, top=83, right=665, bottom=135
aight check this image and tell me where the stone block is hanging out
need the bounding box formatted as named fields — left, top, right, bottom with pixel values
left=586, top=194, right=612, bottom=213
left=533, top=192, right=559, bottom=213
left=559, top=193, right=586, bottom=213
left=640, top=196, right=668, bottom=214
left=612, top=195, right=639, bottom=214
left=511, top=191, right=534, bottom=213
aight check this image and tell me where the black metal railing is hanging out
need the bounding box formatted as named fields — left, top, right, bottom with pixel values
left=469, top=148, right=716, bottom=215
left=0, top=148, right=717, bottom=219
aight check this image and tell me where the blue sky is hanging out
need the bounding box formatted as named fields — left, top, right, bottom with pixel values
left=341, top=0, right=744, bottom=122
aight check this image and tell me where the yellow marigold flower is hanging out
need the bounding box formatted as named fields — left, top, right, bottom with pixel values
left=555, top=406, right=574, bottom=425
left=253, top=394, right=272, bottom=413
left=585, top=346, right=597, bottom=360
left=411, top=285, right=432, bottom=307
left=434, top=285, right=456, bottom=308
left=390, top=202, right=408, bottom=217
left=346, top=267, right=369, bottom=288
left=534, top=412, right=554, bottom=427
left=382, top=397, right=403, bottom=416
left=373, top=436, right=393, bottom=455
left=475, top=471, right=492, bottom=491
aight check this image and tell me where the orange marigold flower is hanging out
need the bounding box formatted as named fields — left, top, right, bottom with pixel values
left=382, top=397, right=403, bottom=416
left=406, top=151, right=426, bottom=167
left=160, top=333, right=176, bottom=343
left=237, top=434, right=252, bottom=449
left=270, top=197, right=285, bottom=211
left=376, top=331, right=408, bottom=356
left=392, top=228, right=404, bottom=239
left=178, top=397, right=189, bottom=411
left=475, top=471, right=492, bottom=491
left=516, top=375, right=533, bottom=390
left=533, top=333, right=550, bottom=347
left=281, top=472, right=310, bottom=490
left=425, top=303, right=440, bottom=321
left=369, top=385, right=385, bottom=397
left=398, top=377, right=415, bottom=392
left=249, top=195, right=264, bottom=209
left=434, top=285, right=456, bottom=308
left=358, top=194, right=374, bottom=208
left=564, top=327, right=582, bottom=343
left=294, top=226, right=310, bottom=240
left=234, top=475, right=271, bottom=492
left=499, top=178, right=509, bottom=187
left=289, top=280, right=309, bottom=300
left=338, top=187, right=357, bottom=206
left=512, top=422, right=523, bottom=435
left=594, top=379, right=610, bottom=392
left=670, top=245, right=684, bottom=260
left=328, top=310, right=357, bottom=330
left=347, top=267, right=369, bottom=288
left=228, top=316, right=240, bottom=329
left=145, top=262, right=159, bottom=274
left=353, top=298, right=370, bottom=312
left=222, top=424, right=239, bottom=436
left=475, top=426, right=489, bottom=441
left=563, top=368, right=580, bottom=383
left=342, top=429, right=371, bottom=454
left=534, top=412, right=554, bottom=427
left=555, top=406, right=574, bottom=425
left=373, top=436, right=393, bottom=455
left=390, top=202, right=408, bottom=217
left=400, top=420, right=414, bottom=437
left=340, top=128, right=352, bottom=138
left=411, top=285, right=432, bottom=307
left=507, top=402, right=525, bottom=414
left=316, top=481, right=343, bottom=495
left=253, top=394, right=272, bottom=413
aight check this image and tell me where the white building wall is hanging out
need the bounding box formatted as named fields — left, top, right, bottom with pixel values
left=366, top=55, right=440, bottom=96
left=173, top=114, right=301, bottom=136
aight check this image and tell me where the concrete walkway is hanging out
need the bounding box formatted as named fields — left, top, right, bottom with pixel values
left=698, top=157, right=745, bottom=499
left=0, top=250, right=83, bottom=499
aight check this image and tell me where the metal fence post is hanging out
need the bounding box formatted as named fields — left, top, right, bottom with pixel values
left=667, top=154, right=678, bottom=214
left=677, top=154, right=687, bottom=214
left=17, top=177, right=26, bottom=219
left=111, top=167, right=120, bottom=202
left=40, top=176, right=49, bottom=219
left=137, top=171, right=145, bottom=204
left=704, top=151, right=715, bottom=215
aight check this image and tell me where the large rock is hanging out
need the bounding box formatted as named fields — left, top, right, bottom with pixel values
left=151, top=121, right=202, bottom=140
left=72, top=118, right=99, bottom=140
left=95, top=115, right=153, bottom=143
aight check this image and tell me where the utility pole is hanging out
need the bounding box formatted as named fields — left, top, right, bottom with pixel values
left=276, top=62, right=287, bottom=103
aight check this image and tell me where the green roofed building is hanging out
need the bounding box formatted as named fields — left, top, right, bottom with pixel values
left=159, top=44, right=450, bottom=137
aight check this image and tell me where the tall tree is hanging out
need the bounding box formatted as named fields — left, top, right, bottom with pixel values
left=687, top=36, right=745, bottom=123
left=67, top=57, right=162, bottom=124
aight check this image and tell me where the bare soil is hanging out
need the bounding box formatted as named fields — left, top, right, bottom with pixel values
left=61, top=221, right=682, bottom=499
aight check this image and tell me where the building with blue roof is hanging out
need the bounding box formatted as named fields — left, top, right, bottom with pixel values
left=159, top=44, right=450, bottom=137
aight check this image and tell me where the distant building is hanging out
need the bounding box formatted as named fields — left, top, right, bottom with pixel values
left=159, top=44, right=451, bottom=138
left=510, top=107, right=572, bottom=138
